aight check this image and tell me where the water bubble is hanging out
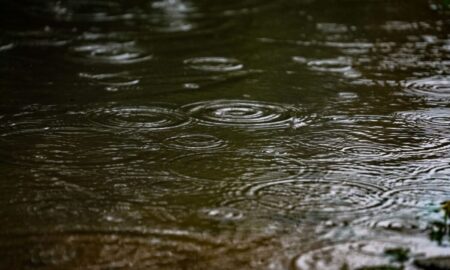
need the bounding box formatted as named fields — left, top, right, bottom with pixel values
left=183, top=99, right=306, bottom=130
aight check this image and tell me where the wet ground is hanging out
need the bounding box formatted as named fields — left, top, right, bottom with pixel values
left=0, top=0, right=450, bottom=269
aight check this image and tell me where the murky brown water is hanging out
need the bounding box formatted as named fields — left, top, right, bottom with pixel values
left=0, top=0, right=450, bottom=269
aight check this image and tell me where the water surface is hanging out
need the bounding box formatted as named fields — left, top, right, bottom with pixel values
left=0, top=0, right=450, bottom=269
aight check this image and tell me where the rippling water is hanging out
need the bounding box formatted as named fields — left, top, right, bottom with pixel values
left=1, top=0, right=450, bottom=269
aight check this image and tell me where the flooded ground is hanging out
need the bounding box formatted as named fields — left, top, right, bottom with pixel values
left=0, top=0, right=450, bottom=269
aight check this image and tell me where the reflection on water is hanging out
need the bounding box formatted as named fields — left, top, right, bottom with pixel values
left=0, top=0, right=450, bottom=269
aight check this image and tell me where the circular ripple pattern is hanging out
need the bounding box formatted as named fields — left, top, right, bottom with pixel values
left=164, top=134, right=227, bottom=151
left=69, top=42, right=152, bottom=65
left=403, top=75, right=450, bottom=98
left=395, top=108, right=450, bottom=129
left=184, top=57, right=243, bottom=72
left=286, top=130, right=397, bottom=162
left=79, top=72, right=140, bottom=92
left=307, top=57, right=352, bottom=73
left=0, top=231, right=220, bottom=269
left=0, top=230, right=278, bottom=270
left=168, top=152, right=306, bottom=181
left=0, top=128, right=152, bottom=167
left=195, top=0, right=275, bottom=16
left=223, top=180, right=386, bottom=215
left=18, top=0, right=135, bottom=22
left=183, top=99, right=303, bottom=129
left=339, top=144, right=394, bottom=162
left=382, top=184, right=450, bottom=208
left=86, top=104, right=190, bottom=132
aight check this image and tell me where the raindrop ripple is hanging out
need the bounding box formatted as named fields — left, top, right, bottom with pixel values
left=403, top=75, right=450, bottom=99
left=222, top=179, right=386, bottom=216
left=168, top=151, right=307, bottom=182
left=164, top=134, right=227, bottom=151
left=184, top=57, right=243, bottom=72
left=86, top=104, right=191, bottom=132
left=183, top=99, right=305, bottom=129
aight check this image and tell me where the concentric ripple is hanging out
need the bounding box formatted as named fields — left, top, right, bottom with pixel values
left=183, top=100, right=304, bottom=129
left=0, top=229, right=279, bottom=270
left=86, top=104, right=190, bottom=132
left=0, top=230, right=222, bottom=269
left=222, top=179, right=386, bottom=216
left=69, top=41, right=152, bottom=65
left=18, top=0, right=135, bottom=22
left=195, top=0, right=275, bottom=16
left=338, top=143, right=395, bottom=162
left=168, top=152, right=306, bottom=181
left=0, top=128, right=152, bottom=167
left=403, top=75, right=450, bottom=99
left=184, top=57, right=243, bottom=72
left=306, top=57, right=352, bottom=73
left=79, top=72, right=140, bottom=92
left=164, top=134, right=227, bottom=151
left=395, top=108, right=450, bottom=129
left=382, top=184, right=450, bottom=209
left=286, top=130, right=398, bottom=162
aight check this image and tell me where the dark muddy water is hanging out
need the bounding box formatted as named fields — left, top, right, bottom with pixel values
left=0, top=0, right=450, bottom=269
